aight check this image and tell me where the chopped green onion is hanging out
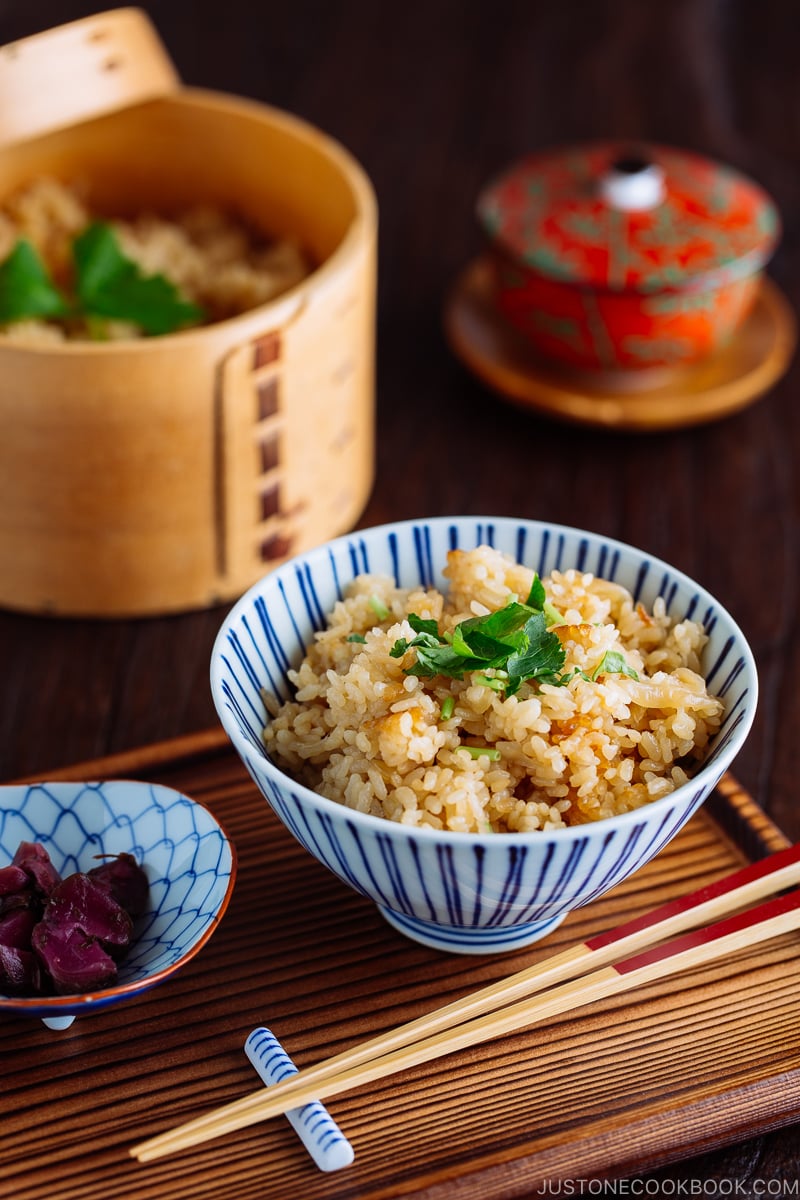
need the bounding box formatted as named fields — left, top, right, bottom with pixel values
left=368, top=595, right=390, bottom=621
left=462, top=745, right=501, bottom=761
left=473, top=673, right=506, bottom=692
left=347, top=633, right=367, bottom=643
left=440, top=695, right=455, bottom=721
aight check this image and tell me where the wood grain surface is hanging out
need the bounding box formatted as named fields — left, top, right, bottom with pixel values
left=2, top=734, right=799, bottom=1200
left=1, top=0, right=800, bottom=1192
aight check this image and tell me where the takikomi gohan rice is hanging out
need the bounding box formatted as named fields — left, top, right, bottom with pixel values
left=263, top=546, right=724, bottom=833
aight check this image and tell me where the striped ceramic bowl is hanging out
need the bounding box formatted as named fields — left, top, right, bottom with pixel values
left=210, top=516, right=757, bottom=955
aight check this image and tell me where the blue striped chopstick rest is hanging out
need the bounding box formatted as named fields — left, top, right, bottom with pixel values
left=244, top=1027, right=354, bottom=1172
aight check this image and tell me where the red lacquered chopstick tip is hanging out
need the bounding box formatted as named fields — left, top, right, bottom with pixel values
left=586, top=842, right=800, bottom=952
left=613, top=885, right=800, bottom=975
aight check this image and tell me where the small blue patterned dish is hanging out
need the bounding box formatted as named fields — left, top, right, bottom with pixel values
left=0, top=780, right=236, bottom=1028
left=211, top=516, right=757, bottom=956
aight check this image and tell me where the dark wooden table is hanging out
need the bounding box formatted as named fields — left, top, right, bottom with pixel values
left=1, top=0, right=798, bottom=1193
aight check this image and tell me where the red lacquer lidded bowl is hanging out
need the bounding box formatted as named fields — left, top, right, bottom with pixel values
left=477, top=141, right=780, bottom=374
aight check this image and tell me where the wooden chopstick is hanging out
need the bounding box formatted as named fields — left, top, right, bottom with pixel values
left=131, top=843, right=800, bottom=1163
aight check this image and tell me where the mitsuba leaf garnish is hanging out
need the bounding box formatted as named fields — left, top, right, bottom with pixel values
left=390, top=573, right=568, bottom=696
left=590, top=650, right=639, bottom=681
left=0, top=224, right=204, bottom=336
left=526, top=573, right=547, bottom=610
left=390, top=573, right=640, bottom=696
left=73, top=223, right=204, bottom=335
left=505, top=611, right=567, bottom=685
left=0, top=240, right=70, bottom=322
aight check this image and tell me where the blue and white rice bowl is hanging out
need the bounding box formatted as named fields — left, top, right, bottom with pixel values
left=210, top=516, right=757, bottom=955
left=0, top=780, right=236, bottom=1026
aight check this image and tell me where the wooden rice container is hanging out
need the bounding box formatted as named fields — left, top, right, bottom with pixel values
left=0, top=9, right=376, bottom=616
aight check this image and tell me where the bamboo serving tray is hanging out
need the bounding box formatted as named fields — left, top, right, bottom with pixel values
left=4, top=729, right=800, bottom=1200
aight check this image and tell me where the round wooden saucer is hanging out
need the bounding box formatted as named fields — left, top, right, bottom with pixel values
left=443, top=257, right=796, bottom=432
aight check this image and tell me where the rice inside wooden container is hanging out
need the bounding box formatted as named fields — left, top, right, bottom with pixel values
left=0, top=9, right=376, bottom=616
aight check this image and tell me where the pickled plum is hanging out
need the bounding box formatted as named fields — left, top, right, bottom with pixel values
left=0, top=842, right=149, bottom=997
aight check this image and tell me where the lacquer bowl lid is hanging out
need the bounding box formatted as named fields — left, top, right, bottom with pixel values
left=477, top=141, right=780, bottom=293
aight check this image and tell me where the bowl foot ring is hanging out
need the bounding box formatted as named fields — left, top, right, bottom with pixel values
left=377, top=906, right=567, bottom=955
left=41, top=1015, right=76, bottom=1031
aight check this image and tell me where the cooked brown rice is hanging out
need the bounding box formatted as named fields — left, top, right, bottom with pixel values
left=0, top=177, right=309, bottom=342
left=263, top=545, right=724, bottom=833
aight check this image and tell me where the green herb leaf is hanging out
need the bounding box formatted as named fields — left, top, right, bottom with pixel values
left=505, top=613, right=567, bottom=691
left=0, top=240, right=70, bottom=323
left=450, top=603, right=532, bottom=666
left=73, top=222, right=204, bottom=335
left=591, top=650, right=639, bottom=681
left=390, top=598, right=567, bottom=694
left=459, top=602, right=533, bottom=643
left=451, top=623, right=518, bottom=666
left=408, top=613, right=440, bottom=638
left=346, top=633, right=367, bottom=643
left=407, top=642, right=486, bottom=679
left=544, top=667, right=589, bottom=687
left=525, top=574, right=563, bottom=628
left=390, top=624, right=448, bottom=660
left=525, top=573, right=547, bottom=610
